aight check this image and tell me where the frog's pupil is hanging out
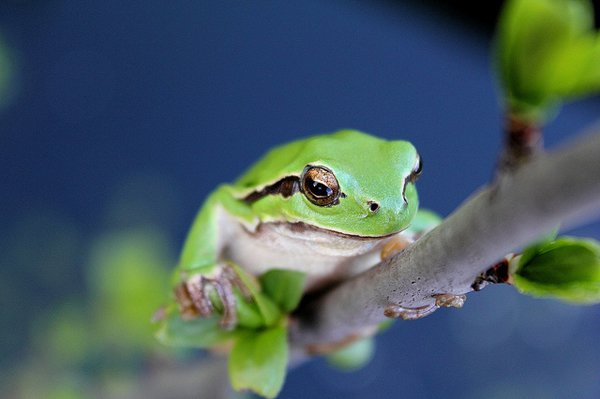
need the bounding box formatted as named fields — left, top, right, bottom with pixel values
left=308, top=179, right=332, bottom=197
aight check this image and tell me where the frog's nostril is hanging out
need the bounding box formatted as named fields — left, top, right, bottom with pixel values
left=368, top=201, right=380, bottom=213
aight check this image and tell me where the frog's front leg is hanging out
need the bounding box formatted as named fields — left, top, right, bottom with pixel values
left=173, top=185, right=255, bottom=330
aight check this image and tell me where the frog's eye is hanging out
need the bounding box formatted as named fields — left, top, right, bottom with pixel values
left=409, top=154, right=423, bottom=183
left=301, top=165, right=340, bottom=207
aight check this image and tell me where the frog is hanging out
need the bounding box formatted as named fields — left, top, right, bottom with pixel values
left=172, top=129, right=439, bottom=331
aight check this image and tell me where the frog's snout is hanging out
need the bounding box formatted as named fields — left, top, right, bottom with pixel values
left=364, top=198, right=407, bottom=217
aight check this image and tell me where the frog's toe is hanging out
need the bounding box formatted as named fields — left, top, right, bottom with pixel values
left=380, top=235, right=413, bottom=261
left=174, top=275, right=213, bottom=319
left=211, top=269, right=237, bottom=330
left=383, top=303, right=437, bottom=320
left=174, top=264, right=250, bottom=330
left=383, top=294, right=466, bottom=320
left=433, top=293, right=466, bottom=309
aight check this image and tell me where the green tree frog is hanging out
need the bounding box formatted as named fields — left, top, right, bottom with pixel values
left=172, top=130, right=428, bottom=330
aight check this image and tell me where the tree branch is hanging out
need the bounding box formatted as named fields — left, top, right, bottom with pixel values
left=289, top=124, right=600, bottom=352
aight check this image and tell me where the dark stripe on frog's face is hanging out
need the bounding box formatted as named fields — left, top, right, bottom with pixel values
left=242, top=175, right=300, bottom=204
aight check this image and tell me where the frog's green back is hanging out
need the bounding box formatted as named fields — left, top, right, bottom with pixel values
left=234, top=130, right=413, bottom=192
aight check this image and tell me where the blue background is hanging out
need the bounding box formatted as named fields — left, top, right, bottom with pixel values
left=1, top=1, right=599, bottom=398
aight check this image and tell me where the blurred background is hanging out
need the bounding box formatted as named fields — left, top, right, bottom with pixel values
left=1, top=1, right=599, bottom=398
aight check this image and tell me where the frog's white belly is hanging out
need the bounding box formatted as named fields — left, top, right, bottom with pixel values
left=222, top=218, right=392, bottom=291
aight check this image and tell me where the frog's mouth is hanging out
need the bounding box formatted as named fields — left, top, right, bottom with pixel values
left=244, top=220, right=396, bottom=259
left=257, top=220, right=399, bottom=241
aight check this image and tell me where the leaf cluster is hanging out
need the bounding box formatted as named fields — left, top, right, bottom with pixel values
left=496, top=0, right=600, bottom=121
left=156, top=268, right=306, bottom=398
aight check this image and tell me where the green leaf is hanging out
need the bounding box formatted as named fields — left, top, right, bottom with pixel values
left=377, top=319, right=394, bottom=332
left=405, top=209, right=442, bottom=236
left=230, top=263, right=282, bottom=327
left=155, top=310, right=237, bottom=348
left=518, top=228, right=560, bottom=268
left=495, top=0, right=599, bottom=120
left=87, top=229, right=172, bottom=348
left=326, top=337, right=375, bottom=371
left=253, top=292, right=282, bottom=327
left=547, top=34, right=600, bottom=96
left=260, top=269, right=307, bottom=312
left=205, top=285, right=265, bottom=329
left=513, top=237, right=600, bottom=303
left=235, top=292, right=267, bottom=329
left=229, top=325, right=288, bottom=399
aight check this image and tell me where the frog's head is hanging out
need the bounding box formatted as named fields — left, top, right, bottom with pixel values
left=240, top=130, right=421, bottom=237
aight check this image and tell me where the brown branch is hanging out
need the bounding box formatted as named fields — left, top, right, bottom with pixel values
left=288, top=124, right=600, bottom=353
left=497, top=113, right=543, bottom=172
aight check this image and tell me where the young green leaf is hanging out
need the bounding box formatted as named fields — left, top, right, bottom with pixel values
left=205, top=285, right=265, bottom=329
left=260, top=269, right=307, bottom=312
left=547, top=33, right=600, bottom=97
left=235, top=292, right=268, bottom=329
left=518, top=228, right=560, bottom=268
left=253, top=292, right=282, bottom=327
left=326, top=337, right=375, bottom=371
left=229, top=325, right=288, bottom=399
left=405, top=209, right=442, bottom=236
left=496, top=0, right=599, bottom=120
left=230, top=263, right=282, bottom=327
left=155, top=310, right=237, bottom=348
left=512, top=237, right=600, bottom=303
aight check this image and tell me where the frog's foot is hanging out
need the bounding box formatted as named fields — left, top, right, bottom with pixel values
left=384, top=303, right=437, bottom=320
left=433, top=293, right=466, bottom=308
left=380, top=235, right=414, bottom=261
left=383, top=294, right=466, bottom=320
left=174, top=264, right=249, bottom=330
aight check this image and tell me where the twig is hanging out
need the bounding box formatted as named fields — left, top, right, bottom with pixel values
left=497, top=113, right=543, bottom=172
left=289, top=124, right=600, bottom=352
